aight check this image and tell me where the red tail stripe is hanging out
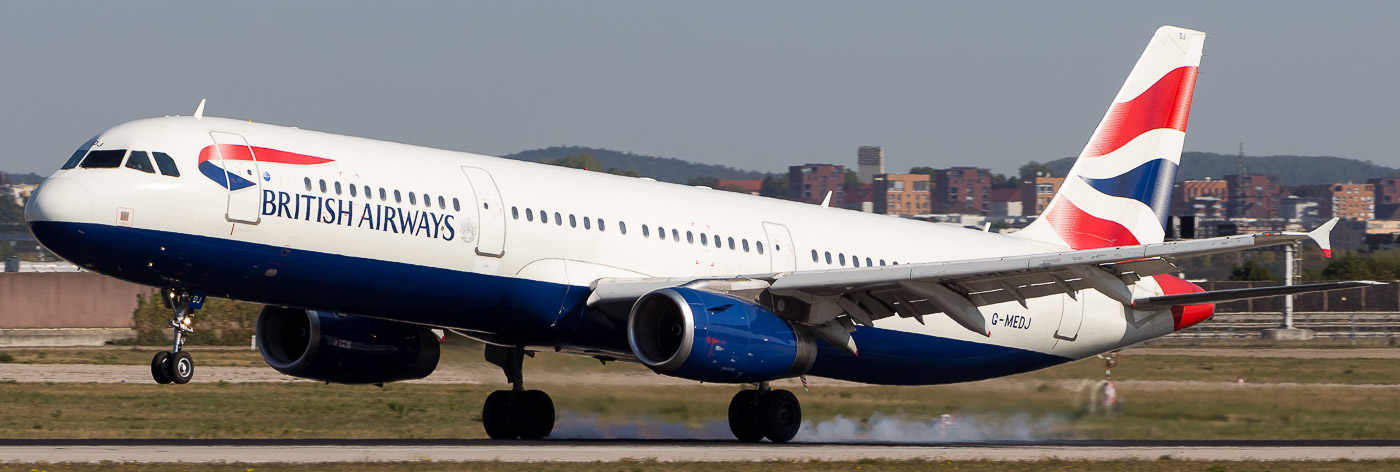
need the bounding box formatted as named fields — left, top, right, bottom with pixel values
left=1045, top=200, right=1140, bottom=250
left=198, top=145, right=334, bottom=166
left=1151, top=274, right=1214, bottom=330
left=1083, top=66, right=1198, bottom=158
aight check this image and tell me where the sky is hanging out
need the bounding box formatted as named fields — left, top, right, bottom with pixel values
left=2, top=1, right=1397, bottom=177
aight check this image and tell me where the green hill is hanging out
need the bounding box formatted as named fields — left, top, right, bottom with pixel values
left=1044, top=152, right=1399, bottom=186
left=503, top=146, right=770, bottom=184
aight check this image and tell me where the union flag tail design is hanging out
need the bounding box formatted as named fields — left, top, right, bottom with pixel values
left=1015, top=26, right=1206, bottom=250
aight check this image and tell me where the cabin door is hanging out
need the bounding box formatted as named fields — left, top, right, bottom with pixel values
left=209, top=132, right=262, bottom=224
left=461, top=167, right=506, bottom=257
left=1055, top=291, right=1085, bottom=342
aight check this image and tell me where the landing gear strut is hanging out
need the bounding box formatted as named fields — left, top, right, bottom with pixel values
left=150, top=288, right=199, bottom=385
left=728, top=384, right=802, bottom=443
left=481, top=345, right=555, bottom=440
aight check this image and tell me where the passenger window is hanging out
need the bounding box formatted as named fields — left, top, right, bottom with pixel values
left=713, top=234, right=719, bottom=246
left=757, top=242, right=764, bottom=254
left=671, top=229, right=679, bottom=241
left=394, top=190, right=402, bottom=203
left=363, top=185, right=372, bottom=198
left=686, top=231, right=694, bottom=244
left=541, top=211, right=548, bottom=224
left=151, top=152, right=180, bottom=177
left=555, top=212, right=563, bottom=226
left=380, top=188, right=388, bottom=201
left=124, top=151, right=155, bottom=173
left=335, top=182, right=343, bottom=195
left=409, top=192, right=417, bottom=205
left=349, top=184, right=357, bottom=197
left=700, top=233, right=708, bottom=246
left=811, top=250, right=818, bottom=262
left=526, top=208, right=534, bottom=221
left=583, top=216, right=591, bottom=230
left=320, top=180, right=328, bottom=193
left=598, top=219, right=606, bottom=232
left=852, top=255, right=859, bottom=267
left=893, top=261, right=899, bottom=265
left=438, top=196, right=446, bottom=209
left=620, top=221, right=627, bottom=234
left=642, top=225, right=650, bottom=237
left=511, top=207, right=519, bottom=219
left=866, top=257, right=873, bottom=267
left=839, top=254, right=846, bottom=266
left=453, top=198, right=460, bottom=211
left=569, top=214, right=577, bottom=228
left=880, top=259, right=886, bottom=266
left=422, top=193, right=430, bottom=207
left=658, top=227, right=666, bottom=240
left=304, top=177, right=312, bottom=191
left=79, top=149, right=126, bottom=169
left=742, top=239, right=750, bottom=252
left=728, top=237, right=735, bottom=250
left=825, top=252, right=832, bottom=264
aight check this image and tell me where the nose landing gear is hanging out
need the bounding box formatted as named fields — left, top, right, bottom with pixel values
left=150, top=288, right=201, bottom=384
left=728, top=384, right=802, bottom=443
left=480, top=345, right=556, bottom=440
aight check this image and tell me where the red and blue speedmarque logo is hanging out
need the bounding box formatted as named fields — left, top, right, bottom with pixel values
left=197, top=145, right=333, bottom=190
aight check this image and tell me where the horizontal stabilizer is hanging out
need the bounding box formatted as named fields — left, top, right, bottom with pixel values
left=1132, top=281, right=1384, bottom=309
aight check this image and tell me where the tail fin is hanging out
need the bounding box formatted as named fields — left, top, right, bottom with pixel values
left=1015, top=26, right=1206, bottom=250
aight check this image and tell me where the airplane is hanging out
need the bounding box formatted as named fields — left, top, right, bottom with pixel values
left=23, top=25, right=1373, bottom=443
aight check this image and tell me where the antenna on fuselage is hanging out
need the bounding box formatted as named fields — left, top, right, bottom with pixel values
left=193, top=99, right=206, bottom=120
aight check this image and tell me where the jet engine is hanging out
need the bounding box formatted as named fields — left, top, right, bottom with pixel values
left=255, top=306, right=440, bottom=384
left=626, top=287, right=816, bottom=383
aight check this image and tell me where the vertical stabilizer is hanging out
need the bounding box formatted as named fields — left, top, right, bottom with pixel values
left=1015, top=26, right=1205, bottom=250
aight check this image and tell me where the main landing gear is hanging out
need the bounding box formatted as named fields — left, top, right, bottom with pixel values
left=481, top=345, right=555, bottom=440
left=728, top=384, right=802, bottom=443
left=150, top=288, right=199, bottom=385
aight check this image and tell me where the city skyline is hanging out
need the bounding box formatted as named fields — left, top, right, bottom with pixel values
left=3, top=2, right=1397, bottom=177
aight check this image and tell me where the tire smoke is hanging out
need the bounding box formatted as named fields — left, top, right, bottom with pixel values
left=548, top=409, right=1065, bottom=442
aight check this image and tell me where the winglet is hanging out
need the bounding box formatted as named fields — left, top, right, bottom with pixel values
left=1309, top=218, right=1339, bottom=258
left=194, top=99, right=206, bottom=120
left=820, top=191, right=832, bottom=208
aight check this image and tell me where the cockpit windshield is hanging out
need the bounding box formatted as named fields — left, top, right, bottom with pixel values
left=67, top=147, right=181, bottom=177
left=79, top=150, right=126, bottom=169
left=60, top=135, right=100, bottom=170
left=125, top=151, right=155, bottom=173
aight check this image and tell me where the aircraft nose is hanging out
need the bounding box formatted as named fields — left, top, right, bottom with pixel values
left=24, top=177, right=93, bottom=224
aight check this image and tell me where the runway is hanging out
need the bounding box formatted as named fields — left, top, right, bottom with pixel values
left=4, top=439, right=1400, bottom=463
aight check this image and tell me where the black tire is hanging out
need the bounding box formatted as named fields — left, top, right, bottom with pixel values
left=514, top=390, right=555, bottom=440
left=170, top=351, right=194, bottom=385
left=757, top=389, right=802, bottom=443
left=150, top=352, right=173, bottom=384
left=727, top=390, right=764, bottom=442
left=482, top=390, right=517, bottom=440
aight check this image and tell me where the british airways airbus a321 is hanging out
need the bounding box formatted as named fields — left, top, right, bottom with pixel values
left=23, top=26, right=1372, bottom=442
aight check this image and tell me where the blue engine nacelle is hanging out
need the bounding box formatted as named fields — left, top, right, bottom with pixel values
left=256, top=306, right=440, bottom=384
left=626, top=287, right=816, bottom=383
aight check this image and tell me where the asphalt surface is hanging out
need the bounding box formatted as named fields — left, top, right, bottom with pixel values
left=3, top=439, right=1400, bottom=462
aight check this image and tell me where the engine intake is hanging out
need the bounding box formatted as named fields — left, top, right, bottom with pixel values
left=627, top=287, right=815, bottom=383
left=256, top=306, right=440, bottom=384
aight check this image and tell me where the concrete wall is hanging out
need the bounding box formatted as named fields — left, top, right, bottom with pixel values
left=0, top=272, right=146, bottom=329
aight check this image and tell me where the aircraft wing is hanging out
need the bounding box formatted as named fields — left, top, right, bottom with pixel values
left=587, top=218, right=1361, bottom=352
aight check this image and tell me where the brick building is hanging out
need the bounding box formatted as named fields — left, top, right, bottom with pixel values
left=1019, top=176, right=1064, bottom=216
left=873, top=173, right=931, bottom=216
left=1317, top=183, right=1375, bottom=220
left=788, top=164, right=845, bottom=207
left=1224, top=174, right=1282, bottom=218
left=1172, top=179, right=1229, bottom=217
